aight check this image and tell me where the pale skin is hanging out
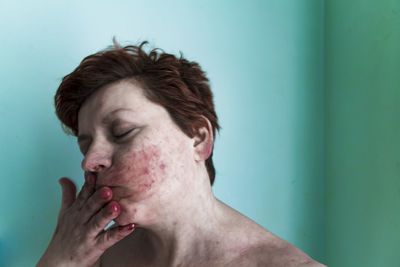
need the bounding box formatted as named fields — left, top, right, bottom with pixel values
left=37, top=79, right=326, bottom=267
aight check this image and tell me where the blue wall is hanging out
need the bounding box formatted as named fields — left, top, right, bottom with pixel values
left=325, top=0, right=400, bottom=266
left=0, top=1, right=325, bottom=265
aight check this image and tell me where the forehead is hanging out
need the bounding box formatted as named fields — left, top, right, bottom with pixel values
left=77, top=79, right=164, bottom=130
left=82, top=79, right=147, bottom=112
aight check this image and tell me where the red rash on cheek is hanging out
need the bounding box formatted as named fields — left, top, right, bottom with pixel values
left=106, top=144, right=168, bottom=200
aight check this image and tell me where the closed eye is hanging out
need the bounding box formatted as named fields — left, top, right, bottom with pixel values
left=114, top=128, right=135, bottom=139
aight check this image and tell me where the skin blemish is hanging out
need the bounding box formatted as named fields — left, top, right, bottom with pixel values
left=138, top=179, right=155, bottom=190
left=160, top=163, right=165, bottom=169
left=103, top=144, right=165, bottom=202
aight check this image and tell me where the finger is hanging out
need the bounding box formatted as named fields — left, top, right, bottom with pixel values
left=96, top=223, right=136, bottom=251
left=58, top=177, right=77, bottom=214
left=87, top=201, right=121, bottom=236
left=80, top=186, right=113, bottom=224
left=106, top=222, right=119, bottom=230
left=75, top=173, right=96, bottom=209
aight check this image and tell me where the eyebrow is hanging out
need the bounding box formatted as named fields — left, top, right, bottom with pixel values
left=101, top=108, right=135, bottom=124
left=77, top=108, right=135, bottom=143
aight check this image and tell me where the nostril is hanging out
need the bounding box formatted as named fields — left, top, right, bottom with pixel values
left=94, top=165, right=105, bottom=171
left=81, top=153, right=112, bottom=172
left=83, top=160, right=103, bottom=172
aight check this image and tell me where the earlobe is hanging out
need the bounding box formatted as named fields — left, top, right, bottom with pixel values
left=193, top=116, right=214, bottom=162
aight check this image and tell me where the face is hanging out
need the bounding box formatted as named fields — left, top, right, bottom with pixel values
left=77, top=79, right=196, bottom=226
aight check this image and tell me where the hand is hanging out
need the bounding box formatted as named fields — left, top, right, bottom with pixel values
left=37, top=175, right=135, bottom=267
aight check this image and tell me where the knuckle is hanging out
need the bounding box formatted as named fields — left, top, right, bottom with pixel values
left=71, top=227, right=84, bottom=241
left=90, top=217, right=103, bottom=230
left=96, top=230, right=112, bottom=249
left=90, top=212, right=111, bottom=232
left=96, top=228, right=128, bottom=251
left=103, top=205, right=115, bottom=217
left=106, top=229, right=122, bottom=243
left=75, top=193, right=87, bottom=206
left=78, top=183, right=94, bottom=199
left=85, top=198, right=97, bottom=213
left=77, top=189, right=88, bottom=202
left=105, top=229, right=114, bottom=242
left=85, top=187, right=111, bottom=212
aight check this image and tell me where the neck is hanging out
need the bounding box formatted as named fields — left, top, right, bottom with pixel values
left=125, top=166, right=226, bottom=265
left=144, top=197, right=222, bottom=265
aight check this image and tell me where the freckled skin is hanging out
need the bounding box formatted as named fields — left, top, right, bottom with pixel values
left=75, top=80, right=323, bottom=267
left=96, top=140, right=176, bottom=226
left=78, top=79, right=195, bottom=228
left=108, top=144, right=163, bottom=198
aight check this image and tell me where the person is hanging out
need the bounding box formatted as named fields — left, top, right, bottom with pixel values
left=37, top=40, right=325, bottom=267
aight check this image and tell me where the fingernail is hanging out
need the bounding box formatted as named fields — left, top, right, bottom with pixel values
left=111, top=203, right=120, bottom=213
left=119, top=223, right=135, bottom=231
left=102, top=188, right=112, bottom=199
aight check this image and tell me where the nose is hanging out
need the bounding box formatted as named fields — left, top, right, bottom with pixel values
left=81, top=143, right=112, bottom=173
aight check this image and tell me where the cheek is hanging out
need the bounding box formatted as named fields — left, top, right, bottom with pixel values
left=109, top=144, right=168, bottom=200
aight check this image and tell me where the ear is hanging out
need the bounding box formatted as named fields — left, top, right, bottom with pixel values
left=193, top=116, right=214, bottom=162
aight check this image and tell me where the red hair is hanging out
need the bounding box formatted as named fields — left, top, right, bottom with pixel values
left=54, top=41, right=220, bottom=185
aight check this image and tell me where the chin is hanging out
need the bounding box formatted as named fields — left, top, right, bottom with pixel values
left=115, top=204, right=159, bottom=227
left=113, top=204, right=142, bottom=226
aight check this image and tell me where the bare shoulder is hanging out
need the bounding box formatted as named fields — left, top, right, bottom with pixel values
left=235, top=232, right=326, bottom=267
left=217, top=202, right=326, bottom=267
left=227, top=240, right=326, bottom=267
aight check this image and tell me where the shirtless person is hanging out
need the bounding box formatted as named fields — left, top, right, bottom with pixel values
left=38, top=41, right=325, bottom=267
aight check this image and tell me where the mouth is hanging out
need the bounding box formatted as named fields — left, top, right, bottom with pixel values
left=85, top=172, right=117, bottom=191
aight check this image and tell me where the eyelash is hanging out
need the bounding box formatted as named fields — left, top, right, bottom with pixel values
left=79, top=128, right=135, bottom=154
left=114, top=129, right=134, bottom=139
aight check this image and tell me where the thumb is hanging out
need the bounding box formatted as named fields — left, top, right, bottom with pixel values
left=58, top=177, right=77, bottom=213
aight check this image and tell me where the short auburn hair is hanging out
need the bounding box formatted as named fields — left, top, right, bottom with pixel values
left=54, top=40, right=220, bottom=185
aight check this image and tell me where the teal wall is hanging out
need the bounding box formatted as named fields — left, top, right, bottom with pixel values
left=325, top=0, right=400, bottom=266
left=0, top=1, right=326, bottom=266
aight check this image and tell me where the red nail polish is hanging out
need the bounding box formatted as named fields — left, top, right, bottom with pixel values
left=111, top=203, right=120, bottom=213
left=119, top=223, right=135, bottom=231
left=102, top=188, right=112, bottom=199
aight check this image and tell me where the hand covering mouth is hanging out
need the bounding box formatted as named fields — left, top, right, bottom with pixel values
left=84, top=172, right=118, bottom=190
left=95, top=184, right=119, bottom=191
